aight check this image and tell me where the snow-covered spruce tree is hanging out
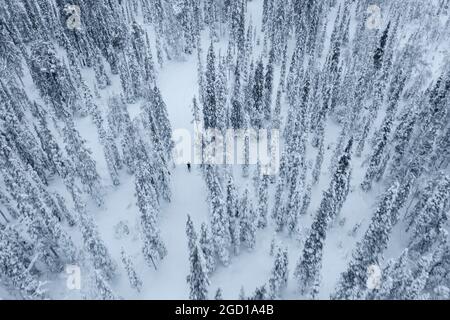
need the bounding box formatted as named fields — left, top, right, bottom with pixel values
left=1, top=140, right=77, bottom=272
left=355, top=22, right=397, bottom=157
left=299, top=184, right=313, bottom=217
left=143, top=32, right=157, bottom=87
left=269, top=0, right=290, bottom=61
left=0, top=224, right=45, bottom=299
left=277, top=105, right=309, bottom=233
left=120, top=249, right=143, bottom=293
left=294, top=139, right=353, bottom=296
left=204, top=165, right=231, bottom=265
left=244, top=58, right=255, bottom=117
left=228, top=0, right=243, bottom=47
left=199, top=222, right=216, bottom=275
left=426, top=234, right=450, bottom=298
left=204, top=42, right=217, bottom=129
left=403, top=255, right=434, bottom=300
left=387, top=108, right=417, bottom=181
left=230, top=61, right=244, bottom=127
left=121, top=111, right=170, bottom=206
left=130, top=21, right=153, bottom=88
left=325, top=138, right=353, bottom=222
left=93, top=50, right=110, bottom=90
left=430, top=123, right=450, bottom=172
left=29, top=41, right=78, bottom=119
left=142, top=97, right=164, bottom=153
left=368, top=249, right=413, bottom=300
left=35, top=183, right=72, bottom=226
left=241, top=114, right=251, bottom=178
left=196, top=36, right=206, bottom=105
left=1, top=97, right=50, bottom=186
left=320, top=135, right=355, bottom=216
left=226, top=174, right=241, bottom=255
left=251, top=284, right=268, bottom=300
left=240, top=187, right=257, bottom=251
left=328, top=123, right=350, bottom=175
left=315, top=5, right=343, bottom=118
left=31, top=104, right=71, bottom=181
left=271, top=153, right=290, bottom=232
left=257, top=174, right=270, bottom=229
left=285, top=47, right=300, bottom=109
left=150, top=153, right=172, bottom=206
left=62, top=120, right=103, bottom=206
left=278, top=44, right=289, bottom=91
left=0, top=189, right=19, bottom=223
left=186, top=214, right=198, bottom=253
left=294, top=187, right=329, bottom=297
left=155, top=31, right=165, bottom=68
left=373, top=22, right=391, bottom=71
left=215, top=287, right=224, bottom=300
left=178, top=0, right=196, bottom=54
left=216, top=56, right=229, bottom=133
left=285, top=153, right=307, bottom=234
left=263, top=48, right=275, bottom=123
left=0, top=18, right=23, bottom=84
left=205, top=0, right=219, bottom=42
left=261, top=0, right=272, bottom=33
left=406, top=71, right=450, bottom=177
left=405, top=177, right=436, bottom=230
left=272, top=88, right=282, bottom=130
left=245, top=18, right=254, bottom=62
left=235, top=0, right=247, bottom=64
left=408, top=175, right=450, bottom=256
left=107, top=95, right=127, bottom=139
left=186, top=216, right=210, bottom=300
left=91, top=270, right=119, bottom=300
left=70, top=184, right=116, bottom=280
left=187, top=235, right=210, bottom=299
left=88, top=102, right=122, bottom=187
left=120, top=113, right=142, bottom=174
left=118, top=50, right=137, bottom=104
left=360, top=83, right=402, bottom=192
left=251, top=59, right=265, bottom=129
left=312, top=132, right=325, bottom=185
left=138, top=118, right=172, bottom=203
left=191, top=96, right=202, bottom=124
left=269, top=247, right=288, bottom=299
left=134, top=157, right=167, bottom=269
left=149, top=86, right=174, bottom=158
left=333, top=182, right=402, bottom=300
left=311, top=107, right=325, bottom=149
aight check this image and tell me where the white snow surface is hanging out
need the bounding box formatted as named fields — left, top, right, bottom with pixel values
left=17, top=0, right=447, bottom=300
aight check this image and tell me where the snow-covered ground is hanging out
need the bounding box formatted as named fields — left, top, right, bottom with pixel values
left=2, top=0, right=448, bottom=300
left=69, top=0, right=379, bottom=299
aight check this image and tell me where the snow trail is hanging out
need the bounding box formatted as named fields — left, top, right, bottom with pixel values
left=153, top=55, right=210, bottom=298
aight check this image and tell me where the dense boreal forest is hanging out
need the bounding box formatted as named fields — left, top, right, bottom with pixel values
left=0, top=0, right=449, bottom=300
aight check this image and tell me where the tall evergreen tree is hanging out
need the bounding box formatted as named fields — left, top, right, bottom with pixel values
left=135, top=157, right=167, bottom=269
left=226, top=174, right=241, bottom=255
left=186, top=216, right=210, bottom=300
left=269, top=247, right=289, bottom=299
left=295, top=139, right=353, bottom=296
left=120, top=249, right=143, bottom=292
left=409, top=175, right=450, bottom=256
left=240, top=187, right=257, bottom=251
left=204, top=43, right=217, bottom=129
left=199, top=222, right=216, bottom=275
left=251, top=59, right=265, bottom=128
left=333, top=183, right=402, bottom=299
left=205, top=165, right=231, bottom=265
